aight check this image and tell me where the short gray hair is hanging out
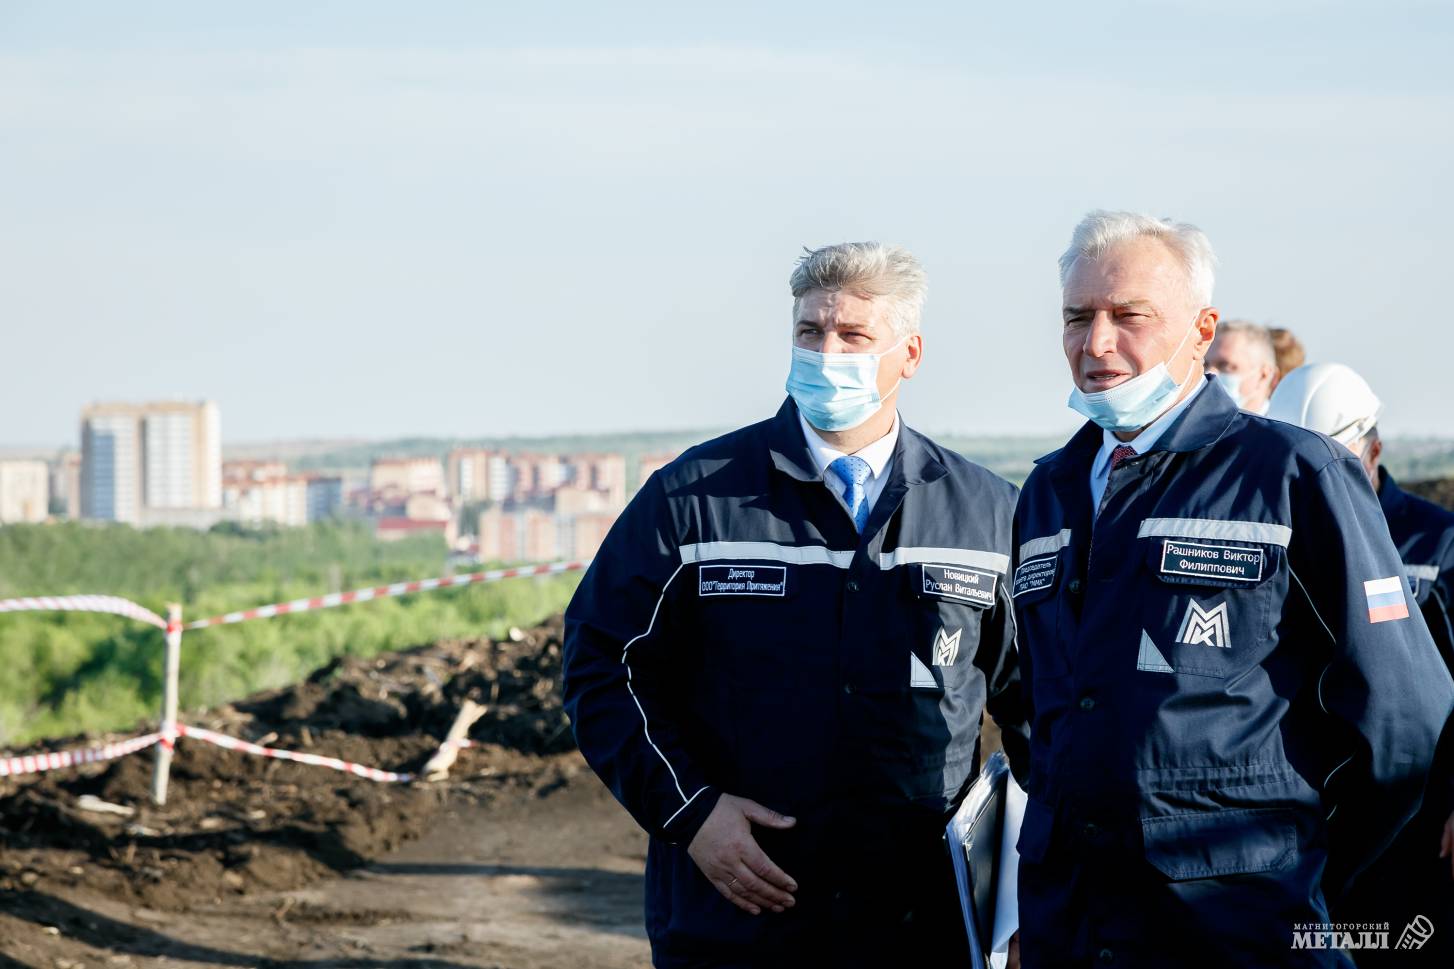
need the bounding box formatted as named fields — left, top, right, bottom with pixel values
left=1058, top=210, right=1217, bottom=308
left=790, top=242, right=927, bottom=338
left=1213, top=319, right=1277, bottom=370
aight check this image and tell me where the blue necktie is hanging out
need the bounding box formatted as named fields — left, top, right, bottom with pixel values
left=828, top=455, right=873, bottom=532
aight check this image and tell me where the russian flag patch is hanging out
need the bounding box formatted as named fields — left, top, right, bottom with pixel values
left=1364, top=576, right=1410, bottom=623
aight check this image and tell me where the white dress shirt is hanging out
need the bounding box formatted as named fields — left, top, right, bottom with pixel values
left=1088, top=378, right=1208, bottom=510
left=799, top=411, right=900, bottom=525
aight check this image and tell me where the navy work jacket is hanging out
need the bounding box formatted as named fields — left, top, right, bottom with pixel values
left=1011, top=378, right=1453, bottom=968
left=1380, top=468, right=1454, bottom=669
left=1379, top=467, right=1454, bottom=818
left=562, top=398, right=1027, bottom=966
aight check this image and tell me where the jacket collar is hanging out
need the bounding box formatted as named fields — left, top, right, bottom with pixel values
left=1035, top=374, right=1239, bottom=472
left=767, top=397, right=946, bottom=488
left=1378, top=467, right=1407, bottom=516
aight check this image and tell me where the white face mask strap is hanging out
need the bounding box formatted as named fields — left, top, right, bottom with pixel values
left=1173, top=312, right=1203, bottom=387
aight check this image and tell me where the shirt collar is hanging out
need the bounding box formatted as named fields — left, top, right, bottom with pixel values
left=798, top=410, right=900, bottom=480
left=1092, top=377, right=1209, bottom=479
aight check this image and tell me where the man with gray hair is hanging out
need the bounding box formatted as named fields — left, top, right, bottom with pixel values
left=1009, top=210, right=1451, bottom=967
left=563, top=242, right=1028, bottom=967
left=1205, top=318, right=1278, bottom=414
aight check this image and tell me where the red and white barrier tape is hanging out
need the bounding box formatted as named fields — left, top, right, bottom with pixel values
left=0, top=595, right=167, bottom=630
left=175, top=724, right=419, bottom=783
left=1, top=726, right=468, bottom=784
left=185, top=559, right=590, bottom=630
left=0, top=732, right=164, bottom=778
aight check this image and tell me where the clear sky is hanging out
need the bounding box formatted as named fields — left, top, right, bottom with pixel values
left=2, top=1, right=1450, bottom=447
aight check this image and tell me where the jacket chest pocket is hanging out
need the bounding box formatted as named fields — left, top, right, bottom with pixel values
left=1012, top=547, right=1069, bottom=679
left=902, top=563, right=992, bottom=693
left=692, top=562, right=822, bottom=682
left=1138, top=536, right=1283, bottom=678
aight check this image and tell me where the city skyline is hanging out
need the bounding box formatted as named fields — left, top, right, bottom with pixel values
left=0, top=393, right=658, bottom=564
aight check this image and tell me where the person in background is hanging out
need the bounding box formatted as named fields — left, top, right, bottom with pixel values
left=561, top=241, right=1028, bottom=968
left=1205, top=318, right=1278, bottom=414
left=1011, top=210, right=1452, bottom=968
left=1269, top=326, right=1306, bottom=382
left=1268, top=363, right=1454, bottom=964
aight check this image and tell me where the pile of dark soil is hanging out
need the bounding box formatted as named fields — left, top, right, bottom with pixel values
left=0, top=614, right=577, bottom=911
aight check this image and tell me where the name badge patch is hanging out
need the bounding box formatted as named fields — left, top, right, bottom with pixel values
left=1160, top=540, right=1264, bottom=583
left=699, top=564, right=787, bottom=597
left=1013, top=556, right=1057, bottom=598
left=920, top=564, right=997, bottom=606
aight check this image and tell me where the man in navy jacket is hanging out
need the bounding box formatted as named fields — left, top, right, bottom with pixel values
left=562, top=242, right=1027, bottom=968
left=1011, top=211, right=1453, bottom=968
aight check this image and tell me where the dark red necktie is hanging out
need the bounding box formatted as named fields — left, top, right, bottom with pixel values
left=1109, top=444, right=1138, bottom=471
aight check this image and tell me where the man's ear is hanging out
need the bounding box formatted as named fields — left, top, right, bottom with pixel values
left=1194, top=307, right=1220, bottom=354
left=900, top=334, right=924, bottom=379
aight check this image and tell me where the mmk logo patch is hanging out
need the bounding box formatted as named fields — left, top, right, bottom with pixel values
left=1176, top=599, right=1230, bottom=649
left=932, top=627, right=963, bottom=666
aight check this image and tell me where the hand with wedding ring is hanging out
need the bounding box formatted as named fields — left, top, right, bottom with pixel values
left=687, top=793, right=799, bottom=915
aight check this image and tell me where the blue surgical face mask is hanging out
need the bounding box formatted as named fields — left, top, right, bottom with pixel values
left=1212, top=371, right=1245, bottom=409
left=1067, top=318, right=1200, bottom=433
left=786, top=338, right=905, bottom=431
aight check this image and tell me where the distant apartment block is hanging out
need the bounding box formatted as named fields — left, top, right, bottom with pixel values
left=446, top=448, right=513, bottom=503
left=222, top=461, right=307, bottom=527
left=222, top=460, right=344, bottom=527
left=507, top=453, right=568, bottom=502
left=478, top=506, right=558, bottom=562
left=477, top=484, right=622, bottom=563
left=50, top=452, right=82, bottom=518
left=637, top=452, right=680, bottom=490
left=377, top=511, right=458, bottom=546
left=370, top=457, right=445, bottom=500
left=81, top=401, right=221, bottom=523
left=564, top=511, right=619, bottom=560
left=0, top=459, right=50, bottom=523
left=574, top=453, right=628, bottom=507
left=306, top=476, right=344, bottom=522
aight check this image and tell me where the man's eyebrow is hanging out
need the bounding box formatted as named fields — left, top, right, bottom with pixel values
left=1062, top=300, right=1156, bottom=317
left=795, top=319, right=873, bottom=332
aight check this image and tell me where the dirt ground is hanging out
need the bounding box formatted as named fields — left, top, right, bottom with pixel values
left=1, top=616, right=651, bottom=968
left=0, top=754, right=648, bottom=969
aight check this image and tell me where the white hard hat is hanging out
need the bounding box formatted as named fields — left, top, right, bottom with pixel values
left=1265, top=363, right=1381, bottom=446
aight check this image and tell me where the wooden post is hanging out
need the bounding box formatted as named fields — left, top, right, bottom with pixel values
left=421, top=699, right=487, bottom=782
left=151, top=603, right=182, bottom=806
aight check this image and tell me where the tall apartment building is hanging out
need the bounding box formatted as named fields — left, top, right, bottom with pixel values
left=0, top=459, right=50, bottom=523
left=80, top=401, right=221, bottom=523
